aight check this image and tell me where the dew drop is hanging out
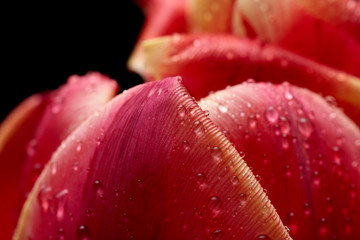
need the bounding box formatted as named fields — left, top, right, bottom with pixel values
left=317, top=218, right=328, bottom=238
left=26, top=139, right=38, bottom=157
left=208, top=196, right=222, bottom=215
left=196, top=172, right=207, bottom=190
left=218, top=104, right=228, bottom=113
left=239, top=193, right=247, bottom=206
left=182, top=140, right=190, bottom=153
left=211, top=146, right=222, bottom=162
left=93, top=180, right=104, bottom=198
left=178, top=104, right=187, bottom=119
left=230, top=175, right=240, bottom=185
left=256, top=234, right=270, bottom=239
left=312, top=171, right=321, bottom=187
left=55, top=189, right=69, bottom=221
left=297, top=118, right=313, bottom=138
left=248, top=115, right=257, bottom=129
left=37, top=186, right=52, bottom=213
left=211, top=229, right=224, bottom=239
left=193, top=121, right=204, bottom=135
left=76, top=225, right=90, bottom=240
left=279, top=117, right=290, bottom=135
left=281, top=137, right=289, bottom=150
left=264, top=106, right=279, bottom=124
left=76, top=141, right=82, bottom=152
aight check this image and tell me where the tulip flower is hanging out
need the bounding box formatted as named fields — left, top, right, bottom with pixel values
left=1, top=0, right=360, bottom=239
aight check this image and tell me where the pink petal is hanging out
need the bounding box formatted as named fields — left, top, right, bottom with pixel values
left=0, top=93, right=49, bottom=239
left=142, top=34, right=360, bottom=125
left=14, top=77, right=290, bottom=239
left=19, top=73, right=118, bottom=219
left=199, top=82, right=360, bottom=239
left=232, top=0, right=360, bottom=76
left=127, top=0, right=187, bottom=74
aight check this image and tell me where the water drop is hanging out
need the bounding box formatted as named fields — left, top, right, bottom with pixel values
left=256, top=234, right=270, bottom=239
left=208, top=196, right=222, bottom=215
left=255, top=175, right=261, bottom=182
left=26, top=139, right=38, bottom=157
left=248, top=115, right=257, bottom=129
left=196, top=172, right=207, bottom=190
left=211, top=146, right=222, bottom=162
left=76, top=141, right=82, bottom=152
left=55, top=189, right=69, bottom=221
left=76, top=225, right=90, bottom=240
left=317, top=218, right=328, bottom=238
left=211, top=229, right=224, bottom=239
left=312, top=171, right=321, bottom=187
left=230, top=175, right=240, bottom=185
left=51, top=97, right=64, bottom=114
left=178, top=104, right=187, bottom=119
left=37, top=186, right=52, bottom=212
left=182, top=140, right=190, bottom=153
left=73, top=161, right=79, bottom=171
left=279, top=116, right=290, bottom=135
left=218, top=104, right=228, bottom=113
left=239, top=193, right=247, bottom=206
left=93, top=180, right=104, bottom=198
left=264, top=106, right=279, bottom=124
left=297, top=118, right=313, bottom=138
left=193, top=121, right=204, bottom=135
left=281, top=137, right=289, bottom=150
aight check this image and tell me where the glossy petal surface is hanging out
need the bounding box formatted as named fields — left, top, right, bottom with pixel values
left=0, top=94, right=49, bottom=240
left=186, top=0, right=235, bottom=33
left=232, top=0, right=360, bottom=76
left=14, top=77, right=290, bottom=240
left=20, top=73, right=118, bottom=215
left=142, top=34, right=360, bottom=124
left=200, top=82, right=360, bottom=239
left=127, top=0, right=187, bottom=74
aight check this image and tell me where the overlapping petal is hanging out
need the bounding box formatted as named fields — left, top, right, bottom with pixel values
left=14, top=77, right=290, bottom=239
left=0, top=72, right=118, bottom=239
left=199, top=82, right=360, bottom=239
left=141, top=34, right=360, bottom=125
left=128, top=0, right=187, bottom=73
left=185, top=0, right=360, bottom=76
left=0, top=93, right=49, bottom=240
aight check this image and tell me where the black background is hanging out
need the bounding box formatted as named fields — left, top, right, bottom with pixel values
left=1, top=1, right=145, bottom=122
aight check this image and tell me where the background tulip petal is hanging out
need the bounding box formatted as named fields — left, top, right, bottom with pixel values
left=232, top=0, right=360, bottom=77
left=14, top=77, right=291, bottom=239
left=186, top=0, right=235, bottom=33
left=18, top=73, right=118, bottom=224
left=127, top=0, right=187, bottom=74
left=199, top=82, right=360, bottom=239
left=142, top=34, right=360, bottom=125
left=0, top=93, right=49, bottom=240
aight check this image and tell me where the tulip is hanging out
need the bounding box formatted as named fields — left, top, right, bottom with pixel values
left=1, top=0, right=359, bottom=239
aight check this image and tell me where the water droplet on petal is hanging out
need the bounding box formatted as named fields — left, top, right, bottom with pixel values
left=55, top=189, right=69, bottom=221
left=93, top=180, right=104, bottom=198
left=211, top=146, right=222, bottom=162
left=196, top=172, right=207, bottom=190
left=280, top=117, right=290, bottom=135
left=218, top=104, right=228, bottom=113
left=76, top=225, right=90, bottom=240
left=211, top=229, right=224, bottom=239
left=193, top=121, right=204, bottom=135
left=297, top=118, right=313, bottom=138
left=178, top=104, right=187, bottom=119
left=38, top=186, right=52, bottom=213
left=264, top=106, right=279, bottom=124
left=208, top=196, right=222, bottom=215
left=256, top=234, right=270, bottom=239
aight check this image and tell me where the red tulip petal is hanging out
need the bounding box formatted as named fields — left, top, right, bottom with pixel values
left=187, top=0, right=236, bottom=33
left=127, top=0, right=187, bottom=74
left=232, top=0, right=360, bottom=76
left=14, top=77, right=291, bottom=239
left=20, top=72, right=118, bottom=211
left=199, top=82, right=360, bottom=239
left=0, top=93, right=49, bottom=240
left=142, top=34, right=360, bottom=125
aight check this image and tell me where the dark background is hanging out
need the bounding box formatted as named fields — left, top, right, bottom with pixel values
left=1, top=1, right=145, bottom=122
